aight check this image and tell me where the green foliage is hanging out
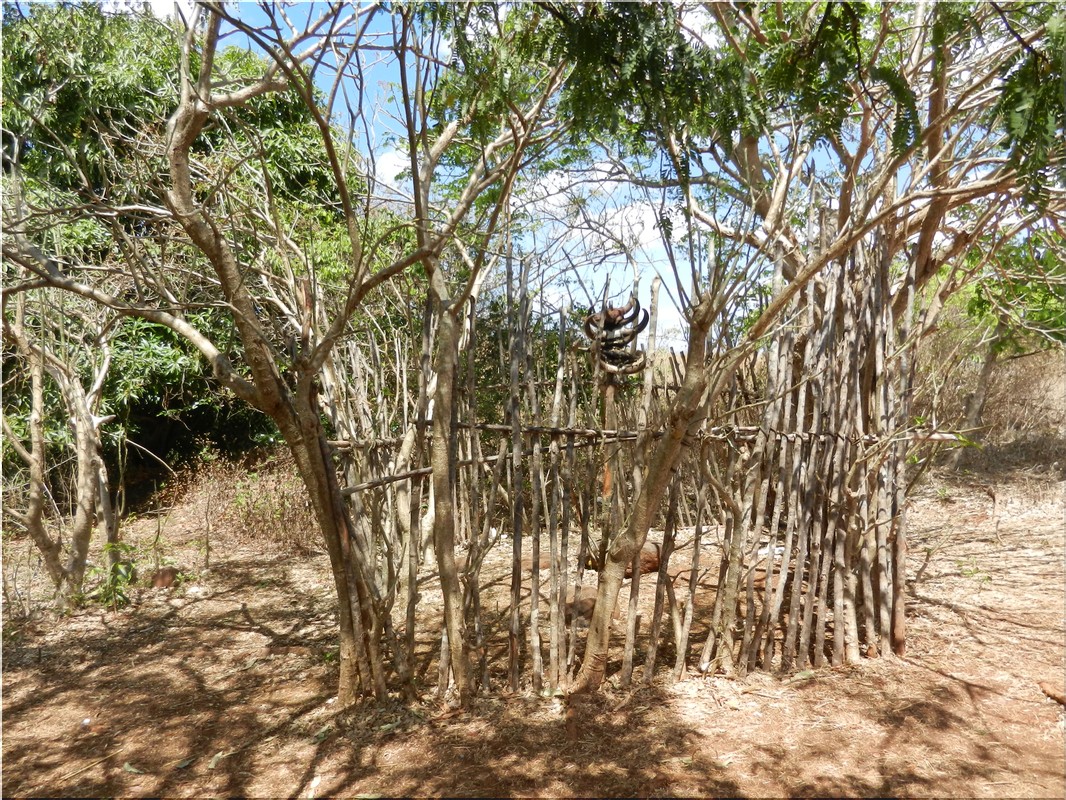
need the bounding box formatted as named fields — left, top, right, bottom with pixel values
left=759, top=3, right=864, bottom=140
left=86, top=542, right=138, bottom=610
left=538, top=2, right=933, bottom=167
left=103, top=315, right=278, bottom=462
left=3, top=3, right=342, bottom=202
left=993, top=8, right=1066, bottom=206
left=965, top=233, right=1066, bottom=351
left=407, top=3, right=574, bottom=231
left=209, top=47, right=348, bottom=209
left=106, top=318, right=203, bottom=408
left=868, top=65, right=921, bottom=158
left=423, top=3, right=560, bottom=137
left=2, top=3, right=338, bottom=473
left=1, top=2, right=179, bottom=191
left=547, top=3, right=739, bottom=147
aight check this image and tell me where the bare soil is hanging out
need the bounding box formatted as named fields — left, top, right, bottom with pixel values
left=3, top=463, right=1064, bottom=798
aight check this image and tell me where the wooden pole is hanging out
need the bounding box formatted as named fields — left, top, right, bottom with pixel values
left=506, top=247, right=526, bottom=692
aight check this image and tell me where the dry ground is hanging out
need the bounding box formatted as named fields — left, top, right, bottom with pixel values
left=3, top=461, right=1064, bottom=798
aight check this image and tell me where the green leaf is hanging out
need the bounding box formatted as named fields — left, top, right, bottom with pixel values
left=869, top=65, right=921, bottom=157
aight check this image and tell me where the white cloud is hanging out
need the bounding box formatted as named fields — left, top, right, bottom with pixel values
left=372, top=147, right=412, bottom=198
left=601, top=200, right=664, bottom=253
left=148, top=0, right=195, bottom=21
left=101, top=0, right=196, bottom=23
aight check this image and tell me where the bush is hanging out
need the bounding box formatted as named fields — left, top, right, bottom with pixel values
left=223, top=451, right=319, bottom=556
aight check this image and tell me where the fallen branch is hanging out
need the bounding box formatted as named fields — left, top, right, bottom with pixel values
left=56, top=744, right=127, bottom=784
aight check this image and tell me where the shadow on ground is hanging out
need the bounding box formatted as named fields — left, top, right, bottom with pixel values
left=4, top=492, right=1064, bottom=799
left=2, top=555, right=338, bottom=797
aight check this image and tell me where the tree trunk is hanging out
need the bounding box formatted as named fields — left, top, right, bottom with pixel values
left=20, top=349, right=67, bottom=589
left=429, top=290, right=475, bottom=704
left=281, top=400, right=382, bottom=703
left=571, top=298, right=715, bottom=694
left=3, top=314, right=106, bottom=601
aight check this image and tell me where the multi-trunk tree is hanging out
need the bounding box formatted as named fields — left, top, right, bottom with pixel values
left=3, top=2, right=568, bottom=706
left=3, top=1, right=1062, bottom=704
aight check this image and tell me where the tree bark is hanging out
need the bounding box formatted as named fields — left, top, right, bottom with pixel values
left=2, top=311, right=108, bottom=601
left=429, top=276, right=475, bottom=704
left=571, top=297, right=715, bottom=694
left=164, top=12, right=376, bottom=702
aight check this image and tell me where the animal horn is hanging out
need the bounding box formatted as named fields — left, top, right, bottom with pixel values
left=618, top=296, right=641, bottom=326
left=631, top=308, right=650, bottom=335
left=602, top=353, right=647, bottom=374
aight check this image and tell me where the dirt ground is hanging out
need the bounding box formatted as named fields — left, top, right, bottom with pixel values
left=3, top=461, right=1064, bottom=798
